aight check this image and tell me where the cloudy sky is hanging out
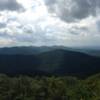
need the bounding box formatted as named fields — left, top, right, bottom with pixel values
left=0, top=0, right=100, bottom=47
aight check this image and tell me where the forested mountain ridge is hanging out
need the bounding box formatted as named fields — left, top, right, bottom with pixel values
left=0, top=49, right=100, bottom=78
left=0, top=46, right=100, bottom=57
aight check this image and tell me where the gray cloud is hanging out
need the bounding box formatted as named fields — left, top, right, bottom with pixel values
left=0, top=0, right=24, bottom=11
left=45, top=0, right=100, bottom=22
left=45, top=0, right=56, bottom=6
left=0, top=0, right=99, bottom=47
left=0, top=23, right=6, bottom=28
left=96, top=20, right=100, bottom=32
left=69, top=26, right=89, bottom=35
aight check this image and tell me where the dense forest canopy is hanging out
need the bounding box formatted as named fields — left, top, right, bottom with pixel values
left=0, top=74, right=100, bottom=100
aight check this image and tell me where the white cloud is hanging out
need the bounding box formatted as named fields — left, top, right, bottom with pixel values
left=0, top=0, right=100, bottom=47
left=0, top=38, right=14, bottom=47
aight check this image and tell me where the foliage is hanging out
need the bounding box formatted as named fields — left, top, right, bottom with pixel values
left=0, top=74, right=100, bottom=100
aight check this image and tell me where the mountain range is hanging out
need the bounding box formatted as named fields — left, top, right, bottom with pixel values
left=0, top=46, right=100, bottom=78
left=0, top=46, right=100, bottom=56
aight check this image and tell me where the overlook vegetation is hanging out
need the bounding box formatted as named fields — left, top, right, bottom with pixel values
left=0, top=74, right=100, bottom=100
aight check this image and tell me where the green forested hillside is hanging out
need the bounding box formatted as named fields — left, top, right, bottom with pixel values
left=0, top=74, right=100, bottom=100
left=0, top=49, right=100, bottom=78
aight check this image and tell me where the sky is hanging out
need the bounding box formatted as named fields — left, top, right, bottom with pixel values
left=0, top=0, right=100, bottom=47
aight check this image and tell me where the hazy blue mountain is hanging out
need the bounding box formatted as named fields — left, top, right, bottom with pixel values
left=0, top=46, right=46, bottom=55
left=0, top=46, right=100, bottom=57
left=0, top=48, right=100, bottom=78
left=37, top=49, right=100, bottom=77
left=76, top=49, right=100, bottom=57
left=0, top=46, right=62, bottom=55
